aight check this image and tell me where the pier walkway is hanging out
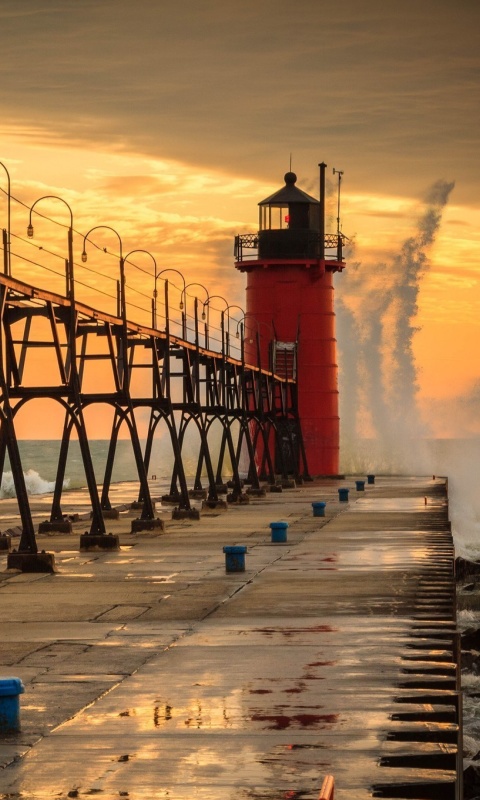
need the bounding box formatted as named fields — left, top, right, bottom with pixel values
left=0, top=476, right=460, bottom=799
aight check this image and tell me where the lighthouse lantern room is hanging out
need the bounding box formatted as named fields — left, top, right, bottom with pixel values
left=234, top=164, right=345, bottom=476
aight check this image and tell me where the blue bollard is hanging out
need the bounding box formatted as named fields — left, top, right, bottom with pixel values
left=0, top=678, right=25, bottom=733
left=312, top=501, right=326, bottom=517
left=338, top=488, right=349, bottom=502
left=223, top=545, right=247, bottom=572
left=269, top=521, right=289, bottom=542
left=367, top=474, right=375, bottom=485
left=355, top=480, right=365, bottom=491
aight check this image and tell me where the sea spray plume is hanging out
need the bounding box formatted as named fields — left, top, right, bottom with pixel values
left=454, top=380, right=480, bottom=436
left=336, top=293, right=360, bottom=455
left=385, top=179, right=455, bottom=441
left=337, top=249, right=398, bottom=469
left=338, top=179, right=454, bottom=473
left=0, top=469, right=69, bottom=499
left=337, top=288, right=395, bottom=454
left=421, top=386, right=480, bottom=438
left=336, top=292, right=368, bottom=471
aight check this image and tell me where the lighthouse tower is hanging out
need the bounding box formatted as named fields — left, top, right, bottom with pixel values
left=234, top=165, right=345, bottom=476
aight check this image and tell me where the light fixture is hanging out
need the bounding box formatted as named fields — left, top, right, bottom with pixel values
left=27, top=223, right=34, bottom=238
left=81, top=251, right=87, bottom=263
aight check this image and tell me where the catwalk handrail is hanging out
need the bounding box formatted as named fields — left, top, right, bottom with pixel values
left=0, top=272, right=294, bottom=383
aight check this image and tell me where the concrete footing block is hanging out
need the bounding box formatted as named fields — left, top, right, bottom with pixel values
left=7, top=550, right=56, bottom=573
left=38, top=520, right=73, bottom=534
left=227, top=492, right=250, bottom=504
left=130, top=518, right=165, bottom=534
left=79, top=533, right=120, bottom=551
left=161, top=494, right=181, bottom=504
left=0, top=533, right=12, bottom=551
left=130, top=501, right=157, bottom=511
left=188, top=489, right=207, bottom=500
left=281, top=479, right=296, bottom=489
left=201, top=499, right=228, bottom=512
left=269, top=484, right=283, bottom=493
left=246, top=487, right=267, bottom=497
left=172, top=508, right=201, bottom=521
left=89, top=509, right=120, bottom=520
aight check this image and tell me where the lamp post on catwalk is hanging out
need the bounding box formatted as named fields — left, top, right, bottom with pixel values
left=234, top=163, right=346, bottom=476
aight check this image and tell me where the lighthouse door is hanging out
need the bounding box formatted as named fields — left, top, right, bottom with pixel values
left=272, top=340, right=297, bottom=380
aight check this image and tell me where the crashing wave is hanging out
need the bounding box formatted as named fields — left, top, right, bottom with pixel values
left=0, top=470, right=70, bottom=499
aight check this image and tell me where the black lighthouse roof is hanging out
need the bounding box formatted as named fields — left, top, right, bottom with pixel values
left=259, top=172, right=319, bottom=207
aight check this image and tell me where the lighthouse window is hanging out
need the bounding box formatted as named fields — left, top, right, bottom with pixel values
left=260, top=205, right=268, bottom=230
left=259, top=205, right=289, bottom=230
left=270, top=206, right=288, bottom=230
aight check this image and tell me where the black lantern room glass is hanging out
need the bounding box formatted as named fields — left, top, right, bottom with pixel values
left=257, top=172, right=320, bottom=259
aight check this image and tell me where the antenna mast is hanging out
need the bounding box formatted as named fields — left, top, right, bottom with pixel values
left=333, top=168, right=344, bottom=235
left=318, top=162, right=326, bottom=260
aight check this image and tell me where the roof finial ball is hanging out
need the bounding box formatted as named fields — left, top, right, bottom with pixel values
left=284, top=171, right=297, bottom=185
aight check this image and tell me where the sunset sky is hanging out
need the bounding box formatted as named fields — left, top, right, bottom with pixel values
left=0, top=0, right=479, bottom=439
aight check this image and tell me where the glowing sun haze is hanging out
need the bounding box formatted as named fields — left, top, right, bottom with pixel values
left=1, top=0, right=479, bottom=438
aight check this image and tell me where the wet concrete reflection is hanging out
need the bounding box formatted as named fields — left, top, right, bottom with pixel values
left=252, top=625, right=337, bottom=637
left=250, top=712, right=339, bottom=730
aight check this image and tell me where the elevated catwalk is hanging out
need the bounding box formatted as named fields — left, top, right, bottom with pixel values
left=0, top=271, right=308, bottom=566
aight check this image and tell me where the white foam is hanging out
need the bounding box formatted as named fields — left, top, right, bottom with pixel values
left=0, top=470, right=69, bottom=499
left=463, top=734, right=480, bottom=759
left=462, top=673, right=480, bottom=691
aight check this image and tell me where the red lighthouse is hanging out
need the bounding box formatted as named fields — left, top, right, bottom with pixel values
left=234, top=164, right=345, bottom=476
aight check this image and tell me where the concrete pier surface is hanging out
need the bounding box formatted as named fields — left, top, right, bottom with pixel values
left=0, top=477, right=460, bottom=800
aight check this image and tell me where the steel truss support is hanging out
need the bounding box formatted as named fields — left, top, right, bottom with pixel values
left=0, top=273, right=308, bottom=555
left=169, top=411, right=220, bottom=502
left=140, top=405, right=192, bottom=510
left=98, top=405, right=154, bottom=520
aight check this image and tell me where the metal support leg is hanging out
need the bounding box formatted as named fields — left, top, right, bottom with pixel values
left=101, top=412, right=122, bottom=511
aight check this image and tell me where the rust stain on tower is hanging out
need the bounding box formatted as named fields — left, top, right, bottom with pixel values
left=234, top=164, right=346, bottom=476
